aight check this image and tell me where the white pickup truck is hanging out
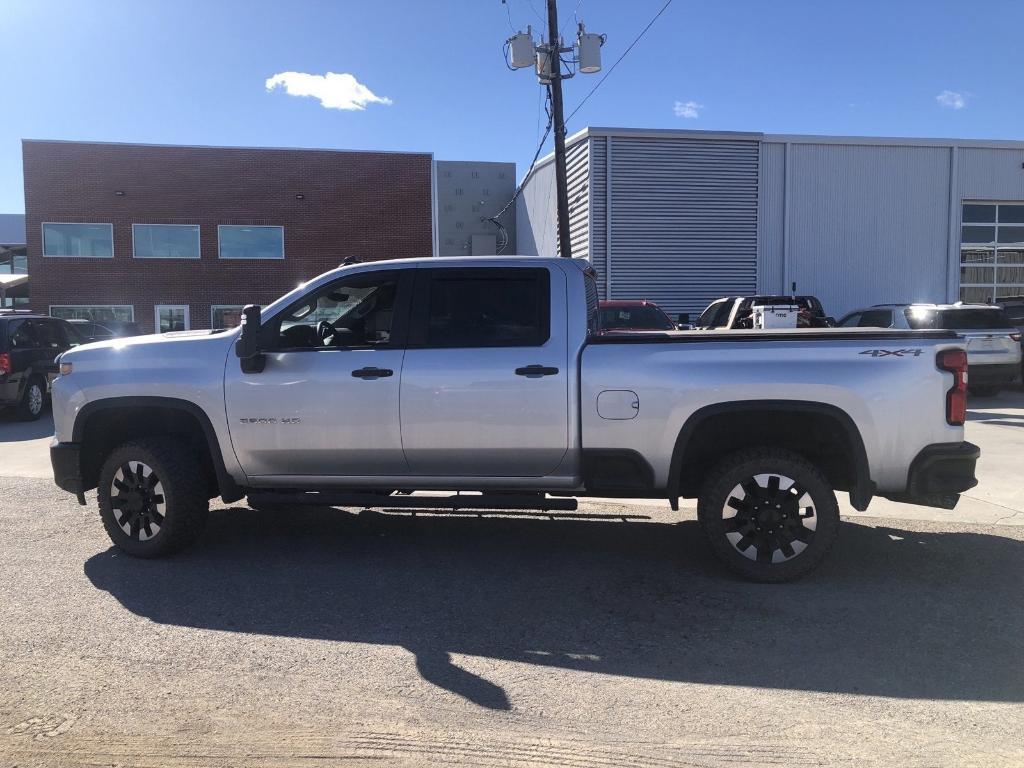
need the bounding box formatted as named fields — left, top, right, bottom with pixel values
left=50, top=256, right=979, bottom=581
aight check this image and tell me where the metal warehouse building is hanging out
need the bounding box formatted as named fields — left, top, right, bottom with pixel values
left=516, top=127, right=1024, bottom=318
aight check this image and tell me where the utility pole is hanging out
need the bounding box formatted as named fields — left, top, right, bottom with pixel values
left=546, top=0, right=573, bottom=259
left=505, top=2, right=603, bottom=258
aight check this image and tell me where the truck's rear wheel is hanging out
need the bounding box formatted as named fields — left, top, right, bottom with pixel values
left=97, top=438, right=209, bottom=558
left=697, top=447, right=840, bottom=582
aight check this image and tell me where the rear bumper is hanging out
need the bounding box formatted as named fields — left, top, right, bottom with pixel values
left=0, top=376, right=21, bottom=406
left=968, top=363, right=1019, bottom=387
left=50, top=440, right=84, bottom=495
left=882, top=441, right=980, bottom=509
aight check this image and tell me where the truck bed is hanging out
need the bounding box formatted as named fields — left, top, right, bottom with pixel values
left=589, top=328, right=960, bottom=344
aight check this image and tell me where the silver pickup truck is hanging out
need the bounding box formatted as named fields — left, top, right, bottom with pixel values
left=49, top=256, right=979, bottom=581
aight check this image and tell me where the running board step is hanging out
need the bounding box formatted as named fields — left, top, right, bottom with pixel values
left=247, top=492, right=579, bottom=512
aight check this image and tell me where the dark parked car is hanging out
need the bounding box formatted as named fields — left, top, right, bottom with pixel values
left=0, top=312, right=81, bottom=420
left=67, top=318, right=142, bottom=344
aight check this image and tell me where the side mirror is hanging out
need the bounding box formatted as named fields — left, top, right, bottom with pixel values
left=235, top=304, right=266, bottom=373
left=677, top=313, right=690, bottom=325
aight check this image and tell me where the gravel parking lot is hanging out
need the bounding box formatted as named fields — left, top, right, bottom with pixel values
left=1, top=395, right=1023, bottom=766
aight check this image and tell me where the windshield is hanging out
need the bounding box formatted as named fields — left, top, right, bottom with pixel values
left=600, top=305, right=674, bottom=330
left=697, top=300, right=731, bottom=328
left=904, top=307, right=1013, bottom=330
left=281, top=284, right=380, bottom=330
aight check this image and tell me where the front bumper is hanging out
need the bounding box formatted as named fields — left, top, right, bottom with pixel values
left=50, top=440, right=85, bottom=499
left=968, top=363, right=1019, bottom=387
left=882, top=441, right=980, bottom=509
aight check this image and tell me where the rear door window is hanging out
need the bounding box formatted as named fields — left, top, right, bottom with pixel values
left=8, top=320, right=38, bottom=349
left=413, top=268, right=550, bottom=348
left=857, top=309, right=893, bottom=327
left=998, top=304, right=1024, bottom=325
left=906, top=307, right=1012, bottom=330
left=34, top=320, right=67, bottom=349
left=599, top=306, right=675, bottom=330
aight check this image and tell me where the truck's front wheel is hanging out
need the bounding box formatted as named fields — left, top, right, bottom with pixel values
left=697, top=447, right=840, bottom=582
left=97, top=438, right=209, bottom=558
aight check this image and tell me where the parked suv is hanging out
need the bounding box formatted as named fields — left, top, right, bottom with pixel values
left=838, top=303, right=1021, bottom=396
left=0, top=313, right=81, bottom=420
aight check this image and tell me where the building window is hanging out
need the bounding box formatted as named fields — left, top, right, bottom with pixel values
left=50, top=305, right=134, bottom=322
left=42, top=223, right=113, bottom=258
left=218, top=225, right=284, bottom=259
left=155, top=305, right=190, bottom=333
left=211, top=305, right=244, bottom=328
left=960, top=203, right=1024, bottom=303
left=133, top=224, right=201, bottom=259
left=0, top=248, right=27, bottom=274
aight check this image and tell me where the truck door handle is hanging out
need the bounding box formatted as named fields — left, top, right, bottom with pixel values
left=351, top=367, right=393, bottom=379
left=515, top=365, right=559, bottom=378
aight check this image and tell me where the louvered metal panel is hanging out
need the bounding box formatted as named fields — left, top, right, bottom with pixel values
left=604, top=136, right=759, bottom=315
left=560, top=139, right=590, bottom=259
left=588, top=137, right=607, bottom=298
left=784, top=143, right=950, bottom=316
left=957, top=147, right=1024, bottom=200
left=757, top=142, right=786, bottom=294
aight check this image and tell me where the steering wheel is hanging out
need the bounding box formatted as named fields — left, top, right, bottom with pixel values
left=316, top=320, right=334, bottom=344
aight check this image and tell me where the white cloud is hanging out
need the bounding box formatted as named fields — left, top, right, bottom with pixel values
left=936, top=90, right=966, bottom=110
left=265, top=71, right=393, bottom=111
left=673, top=100, right=703, bottom=119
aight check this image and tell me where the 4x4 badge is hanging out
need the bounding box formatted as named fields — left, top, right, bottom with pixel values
left=859, top=348, right=923, bottom=357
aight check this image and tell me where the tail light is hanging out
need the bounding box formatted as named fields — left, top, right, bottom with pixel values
left=0, top=353, right=10, bottom=376
left=937, top=348, right=968, bottom=426
left=1011, top=332, right=1022, bottom=342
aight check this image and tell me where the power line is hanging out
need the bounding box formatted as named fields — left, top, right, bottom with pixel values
left=560, top=0, right=584, bottom=37
left=502, top=0, right=516, bottom=32
left=565, top=0, right=673, bottom=123
left=521, top=0, right=547, bottom=26
left=484, top=88, right=554, bottom=252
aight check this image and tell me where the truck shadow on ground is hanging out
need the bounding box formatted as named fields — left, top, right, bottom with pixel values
left=84, top=508, right=1024, bottom=710
left=0, top=409, right=54, bottom=441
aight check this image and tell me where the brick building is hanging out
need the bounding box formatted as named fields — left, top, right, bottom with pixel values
left=23, top=140, right=435, bottom=332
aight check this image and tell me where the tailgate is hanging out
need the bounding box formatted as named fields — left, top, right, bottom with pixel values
left=961, top=331, right=1020, bottom=364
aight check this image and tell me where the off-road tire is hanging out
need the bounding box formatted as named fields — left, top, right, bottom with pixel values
left=97, top=438, right=209, bottom=557
left=697, top=446, right=840, bottom=583
left=16, top=376, right=46, bottom=421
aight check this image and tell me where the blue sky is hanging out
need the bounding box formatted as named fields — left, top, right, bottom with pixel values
left=2, top=0, right=1022, bottom=214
